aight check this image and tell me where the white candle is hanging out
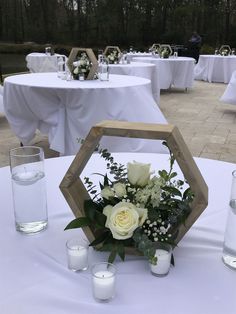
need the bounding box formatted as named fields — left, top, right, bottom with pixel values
left=150, top=248, right=171, bottom=276
left=13, top=170, right=41, bottom=186
left=93, top=270, right=115, bottom=300
left=67, top=245, right=88, bottom=271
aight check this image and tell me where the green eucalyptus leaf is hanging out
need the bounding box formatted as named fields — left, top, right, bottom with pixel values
left=89, top=231, right=110, bottom=247
left=108, top=250, right=117, bottom=264
left=64, top=217, right=90, bottom=230
left=117, top=245, right=125, bottom=261
left=162, top=186, right=182, bottom=197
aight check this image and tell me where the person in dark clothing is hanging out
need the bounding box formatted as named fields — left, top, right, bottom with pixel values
left=188, top=31, right=202, bottom=62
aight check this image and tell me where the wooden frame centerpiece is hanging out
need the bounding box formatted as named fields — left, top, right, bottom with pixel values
left=60, top=120, right=208, bottom=255
left=67, top=48, right=98, bottom=80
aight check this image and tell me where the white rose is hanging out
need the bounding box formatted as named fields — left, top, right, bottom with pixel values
left=73, top=67, right=79, bottom=74
left=106, top=202, right=139, bottom=240
left=101, top=186, right=115, bottom=200
left=113, top=182, right=126, bottom=198
left=127, top=161, right=151, bottom=187
left=73, top=61, right=80, bottom=67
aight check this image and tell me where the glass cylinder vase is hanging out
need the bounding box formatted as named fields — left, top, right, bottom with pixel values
left=10, top=146, right=48, bottom=234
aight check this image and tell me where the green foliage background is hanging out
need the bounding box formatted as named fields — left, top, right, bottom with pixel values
left=0, top=0, right=236, bottom=49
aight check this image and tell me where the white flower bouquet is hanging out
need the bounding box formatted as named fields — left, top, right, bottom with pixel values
left=220, top=49, right=230, bottom=56
left=65, top=142, right=194, bottom=264
left=72, top=52, right=91, bottom=79
left=160, top=47, right=170, bottom=58
left=106, top=49, right=121, bottom=64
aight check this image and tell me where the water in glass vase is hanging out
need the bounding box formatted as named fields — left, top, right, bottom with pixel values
left=12, top=170, right=48, bottom=234
left=222, top=201, right=236, bottom=269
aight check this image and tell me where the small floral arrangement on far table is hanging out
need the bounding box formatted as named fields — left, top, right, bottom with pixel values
left=106, top=49, right=121, bottom=64
left=160, top=47, right=171, bottom=58
left=72, top=52, right=92, bottom=79
left=65, top=142, right=194, bottom=265
left=220, top=49, right=230, bottom=56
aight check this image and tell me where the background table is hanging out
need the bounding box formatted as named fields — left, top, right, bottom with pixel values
left=132, top=56, right=195, bottom=90
left=108, top=62, right=160, bottom=103
left=26, top=53, right=66, bottom=73
left=126, top=52, right=152, bottom=61
left=4, top=73, right=167, bottom=155
left=220, top=70, right=236, bottom=105
left=0, top=85, right=3, bottom=113
left=0, top=153, right=236, bottom=314
left=194, top=55, right=236, bottom=83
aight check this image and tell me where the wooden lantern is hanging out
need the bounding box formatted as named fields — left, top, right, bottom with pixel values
left=60, top=120, right=208, bottom=248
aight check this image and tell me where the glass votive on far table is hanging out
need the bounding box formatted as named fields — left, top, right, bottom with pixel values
left=79, top=73, right=85, bottom=81
left=66, top=238, right=89, bottom=271
left=173, top=51, right=178, bottom=58
left=150, top=242, right=172, bottom=277
left=91, top=262, right=116, bottom=302
left=57, top=56, right=67, bottom=79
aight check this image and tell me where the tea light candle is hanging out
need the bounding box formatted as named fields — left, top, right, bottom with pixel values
left=91, top=263, right=116, bottom=301
left=150, top=247, right=172, bottom=276
left=79, top=74, right=85, bottom=81
left=66, top=239, right=88, bottom=271
left=93, top=271, right=115, bottom=300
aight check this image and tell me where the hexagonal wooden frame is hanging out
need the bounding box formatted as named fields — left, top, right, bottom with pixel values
left=60, top=120, right=208, bottom=251
left=219, top=45, right=231, bottom=55
left=159, top=44, right=173, bottom=56
left=151, top=43, right=161, bottom=52
left=104, top=46, right=122, bottom=63
left=67, top=47, right=98, bottom=80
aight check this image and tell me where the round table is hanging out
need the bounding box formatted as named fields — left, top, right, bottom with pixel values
left=126, top=52, right=152, bottom=61
left=26, top=52, right=66, bottom=73
left=108, top=62, right=160, bottom=103
left=0, top=153, right=236, bottom=314
left=0, top=85, right=4, bottom=114
left=220, top=70, right=236, bottom=105
left=194, top=55, right=236, bottom=83
left=132, top=56, right=195, bottom=90
left=3, top=73, right=167, bottom=155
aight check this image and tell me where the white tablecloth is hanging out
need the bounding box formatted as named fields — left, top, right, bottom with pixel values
left=26, top=53, right=66, bottom=73
left=0, top=153, right=236, bottom=314
left=194, top=55, right=236, bottom=83
left=132, top=56, right=195, bottom=89
left=3, top=73, right=167, bottom=155
left=108, top=62, right=160, bottom=103
left=126, top=52, right=152, bottom=61
left=0, top=85, right=4, bottom=113
left=220, top=70, right=236, bottom=105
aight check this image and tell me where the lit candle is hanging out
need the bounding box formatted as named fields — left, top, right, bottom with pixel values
left=150, top=247, right=172, bottom=276
left=66, top=239, right=88, bottom=271
left=91, top=263, right=116, bottom=301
